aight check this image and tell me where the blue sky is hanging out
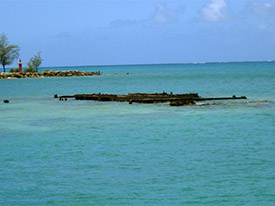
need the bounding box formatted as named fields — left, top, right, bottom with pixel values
left=1, top=0, right=275, bottom=67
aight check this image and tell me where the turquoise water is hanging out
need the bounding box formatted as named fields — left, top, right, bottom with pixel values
left=1, top=62, right=274, bottom=205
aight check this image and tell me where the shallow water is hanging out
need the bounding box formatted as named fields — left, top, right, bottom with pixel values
left=1, top=62, right=275, bottom=205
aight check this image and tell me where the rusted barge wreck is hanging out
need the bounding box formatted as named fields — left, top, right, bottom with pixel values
left=57, top=93, right=247, bottom=106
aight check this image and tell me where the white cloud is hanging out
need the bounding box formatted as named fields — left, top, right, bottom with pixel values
left=201, top=0, right=227, bottom=21
left=152, top=4, right=177, bottom=24
left=258, top=22, right=275, bottom=33
left=250, top=0, right=275, bottom=18
left=110, top=4, right=178, bottom=28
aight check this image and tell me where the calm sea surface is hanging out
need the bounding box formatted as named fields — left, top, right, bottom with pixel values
left=0, top=62, right=274, bottom=205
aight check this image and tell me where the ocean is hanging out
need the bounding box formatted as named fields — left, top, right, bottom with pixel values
left=0, top=62, right=274, bottom=205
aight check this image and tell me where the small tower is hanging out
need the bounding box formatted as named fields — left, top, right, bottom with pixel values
left=18, top=60, right=22, bottom=72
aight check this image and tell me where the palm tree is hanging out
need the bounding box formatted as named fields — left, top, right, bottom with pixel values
left=0, top=33, right=20, bottom=72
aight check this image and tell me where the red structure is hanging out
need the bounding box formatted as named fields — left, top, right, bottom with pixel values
left=18, top=60, right=22, bottom=72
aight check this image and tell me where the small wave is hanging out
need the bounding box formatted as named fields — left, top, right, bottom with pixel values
left=197, top=100, right=275, bottom=107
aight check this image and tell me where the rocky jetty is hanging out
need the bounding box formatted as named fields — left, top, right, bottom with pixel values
left=0, top=70, right=101, bottom=79
left=57, top=92, right=247, bottom=106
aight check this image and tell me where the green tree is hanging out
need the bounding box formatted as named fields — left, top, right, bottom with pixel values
left=28, top=51, right=42, bottom=72
left=0, top=33, right=20, bottom=72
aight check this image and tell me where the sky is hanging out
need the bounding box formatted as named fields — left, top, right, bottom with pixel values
left=1, top=0, right=275, bottom=67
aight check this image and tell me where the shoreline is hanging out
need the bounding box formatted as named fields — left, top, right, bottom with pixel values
left=0, top=70, right=101, bottom=79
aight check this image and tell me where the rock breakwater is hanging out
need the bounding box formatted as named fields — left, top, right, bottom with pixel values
left=0, top=70, right=101, bottom=79
left=57, top=93, right=247, bottom=106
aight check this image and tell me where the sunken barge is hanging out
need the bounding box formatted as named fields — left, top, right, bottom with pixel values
left=56, top=92, right=247, bottom=106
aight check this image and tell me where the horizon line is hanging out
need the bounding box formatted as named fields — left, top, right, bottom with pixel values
left=6, top=59, right=275, bottom=69
left=41, top=60, right=275, bottom=69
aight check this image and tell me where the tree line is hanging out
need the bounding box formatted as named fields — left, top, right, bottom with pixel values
left=0, top=33, right=42, bottom=73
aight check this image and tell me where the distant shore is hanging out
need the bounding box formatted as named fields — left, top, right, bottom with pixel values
left=0, top=70, right=101, bottom=79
